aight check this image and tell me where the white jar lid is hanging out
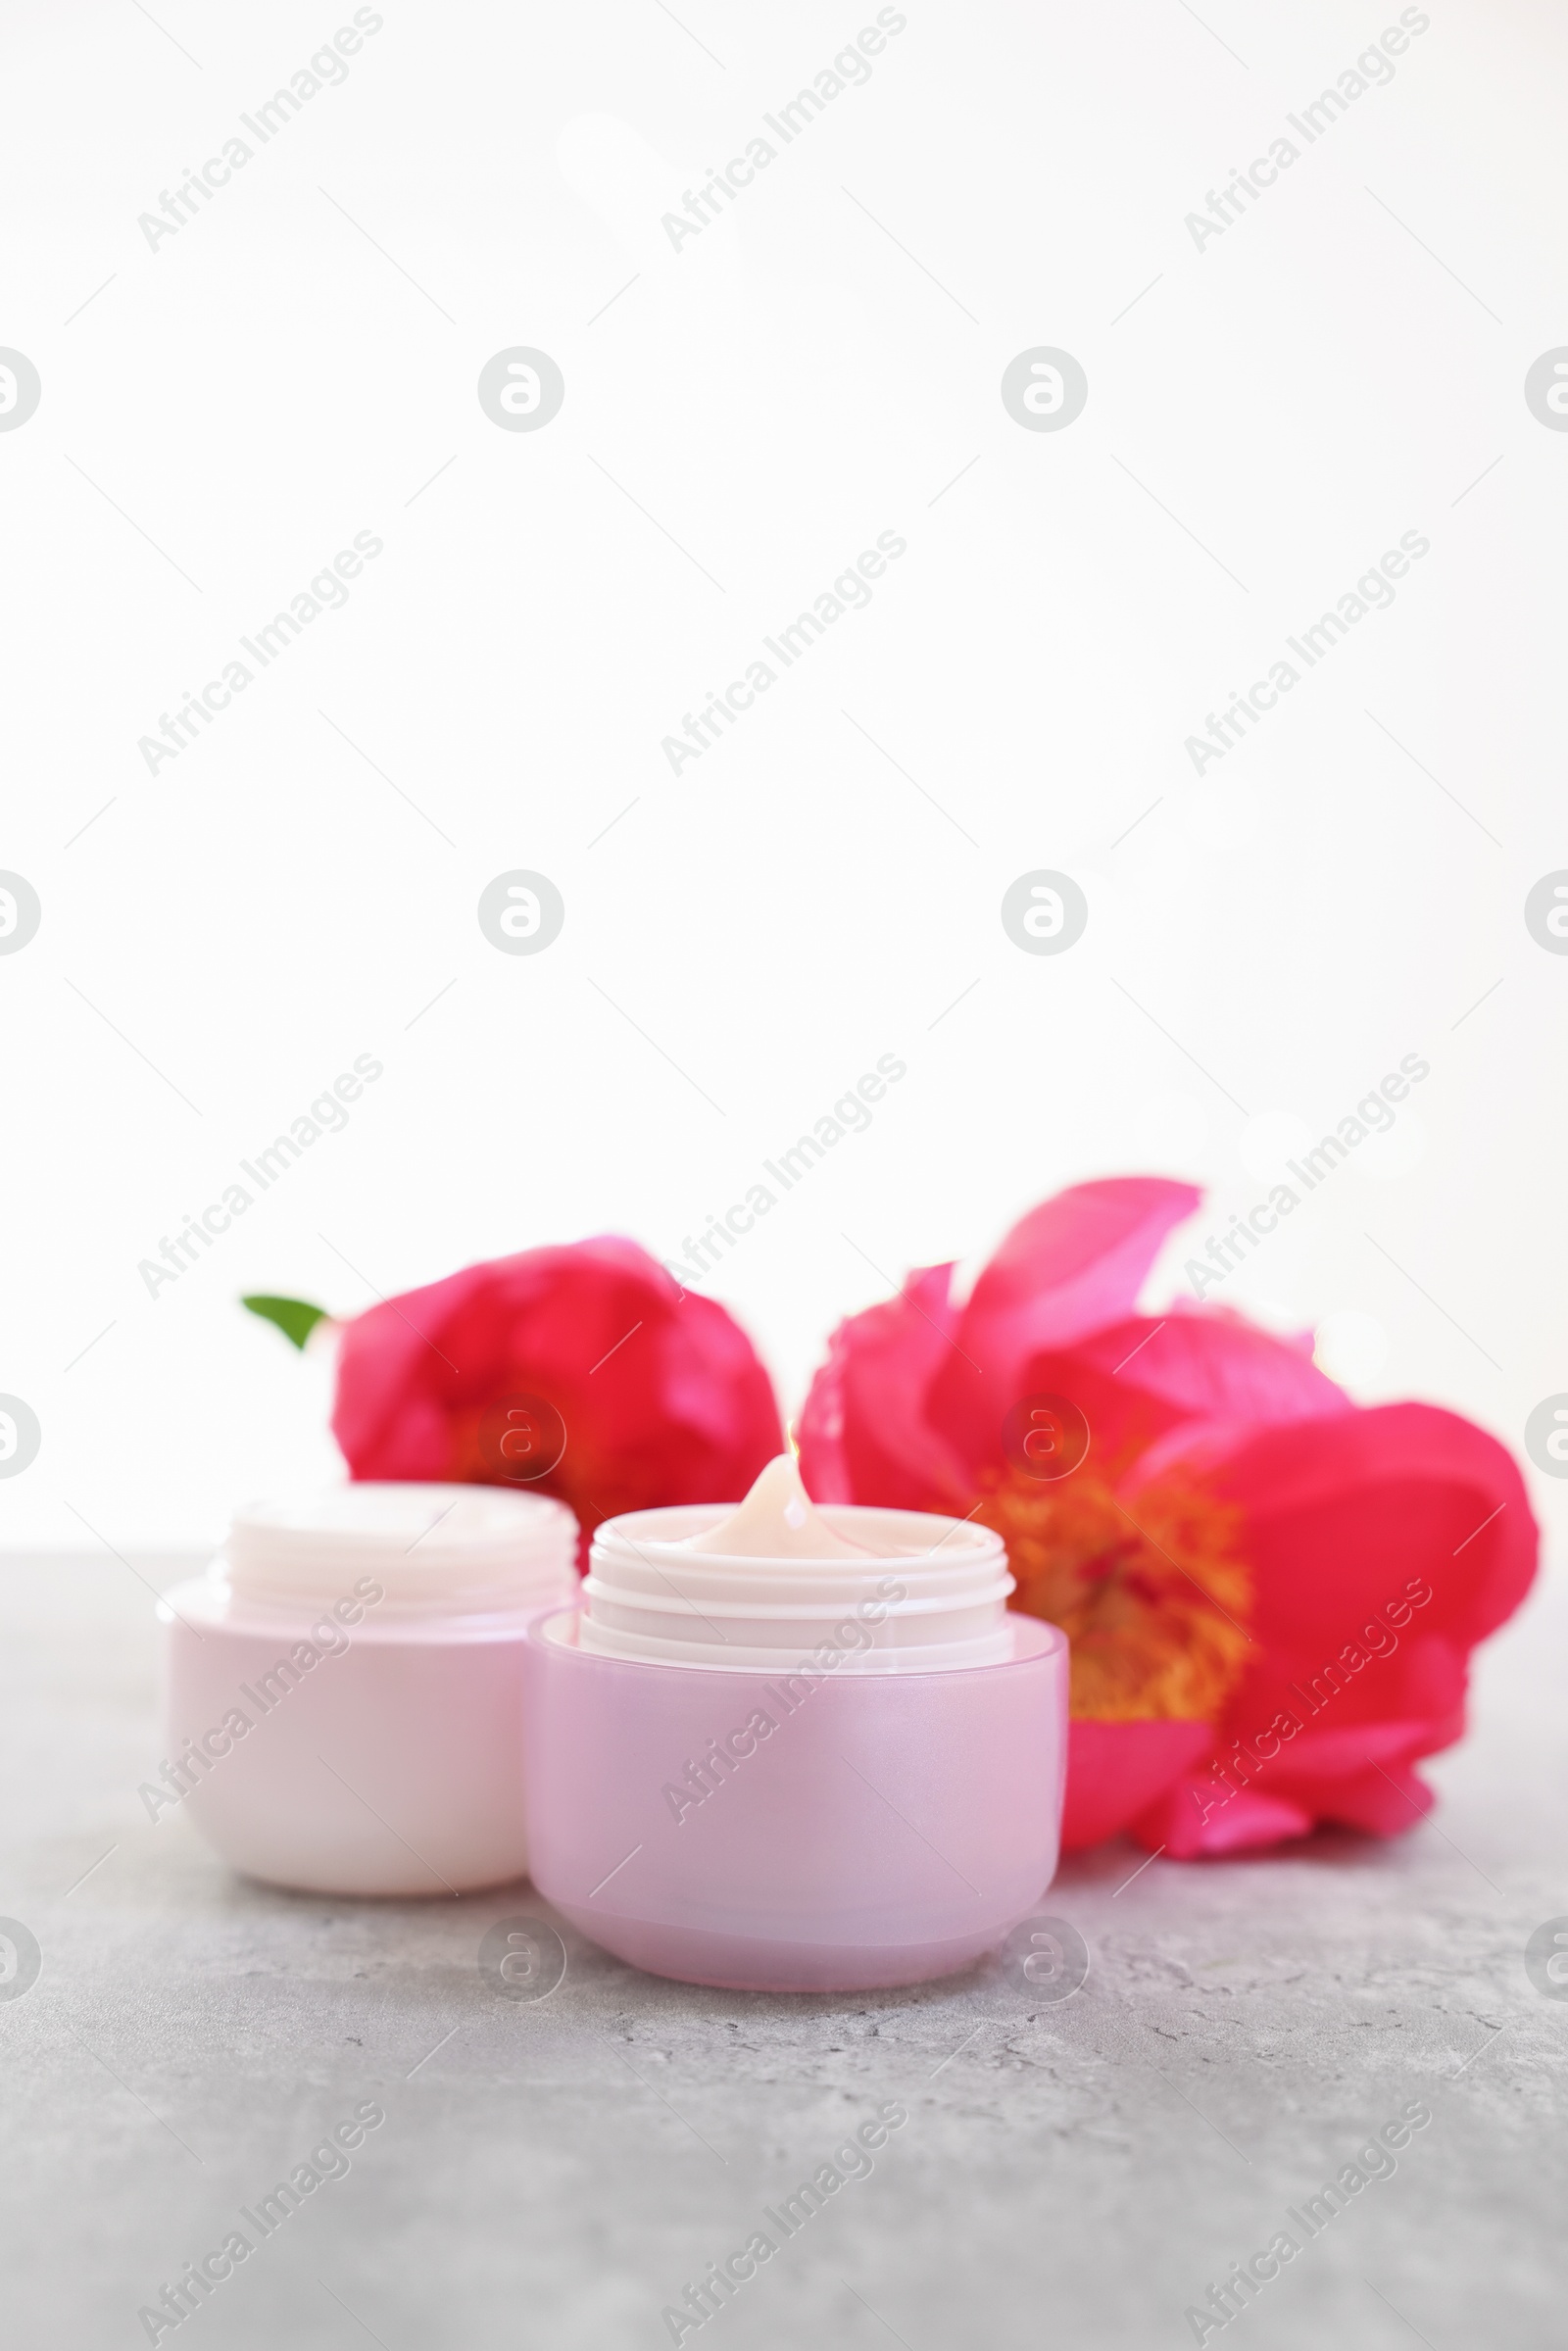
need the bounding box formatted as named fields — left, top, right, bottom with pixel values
left=222, top=1483, right=578, bottom=1616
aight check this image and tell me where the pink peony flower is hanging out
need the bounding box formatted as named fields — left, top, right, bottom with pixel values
left=798, top=1178, right=1537, bottom=1854
left=331, top=1238, right=784, bottom=1543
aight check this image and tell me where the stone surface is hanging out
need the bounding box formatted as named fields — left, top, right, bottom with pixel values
left=2, top=1550, right=1563, bottom=2349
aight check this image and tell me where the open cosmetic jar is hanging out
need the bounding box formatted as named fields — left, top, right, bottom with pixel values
left=158, top=1484, right=577, bottom=1895
left=520, top=1458, right=1067, bottom=1990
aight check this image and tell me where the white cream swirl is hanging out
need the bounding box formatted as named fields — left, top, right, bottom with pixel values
left=576, top=1455, right=1014, bottom=1672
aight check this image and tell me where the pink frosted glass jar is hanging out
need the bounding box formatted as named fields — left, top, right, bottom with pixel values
left=520, top=1496, right=1068, bottom=1991
left=157, top=1485, right=577, bottom=1896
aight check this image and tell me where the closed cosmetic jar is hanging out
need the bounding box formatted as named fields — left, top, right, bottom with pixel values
left=158, top=1483, right=577, bottom=1895
left=520, top=1458, right=1067, bottom=1990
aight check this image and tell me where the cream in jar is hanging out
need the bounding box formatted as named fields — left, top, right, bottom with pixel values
left=157, top=1483, right=577, bottom=1895
left=521, top=1455, right=1067, bottom=1990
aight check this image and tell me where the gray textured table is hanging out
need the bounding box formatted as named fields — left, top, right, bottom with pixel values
left=4, top=1550, right=1563, bottom=2350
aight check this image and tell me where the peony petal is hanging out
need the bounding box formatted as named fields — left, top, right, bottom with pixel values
left=1204, top=1633, right=1470, bottom=1803
left=953, top=1176, right=1200, bottom=1370
left=1145, top=1715, right=1453, bottom=1848
left=1060, top=1718, right=1213, bottom=1851
left=1150, top=1754, right=1438, bottom=1847
left=330, top=1258, right=496, bottom=1470
left=1204, top=1402, right=1538, bottom=1656
left=1138, top=1784, right=1316, bottom=1857
left=794, top=1318, right=855, bottom=1502
left=930, top=1313, right=1348, bottom=1494
left=331, top=1237, right=783, bottom=1534
left=1084, top=1305, right=1350, bottom=1445
left=793, top=1183, right=1539, bottom=1864
left=1302, top=1758, right=1435, bottom=1837
left=798, top=1264, right=974, bottom=1513
left=926, top=1180, right=1200, bottom=1473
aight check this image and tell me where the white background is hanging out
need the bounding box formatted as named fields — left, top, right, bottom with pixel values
left=3, top=0, right=1565, bottom=1552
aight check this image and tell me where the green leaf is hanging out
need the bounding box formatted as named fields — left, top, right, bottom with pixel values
left=242, top=1295, right=329, bottom=1350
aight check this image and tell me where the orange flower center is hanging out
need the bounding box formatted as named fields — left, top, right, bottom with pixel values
left=977, top=1469, right=1252, bottom=1721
